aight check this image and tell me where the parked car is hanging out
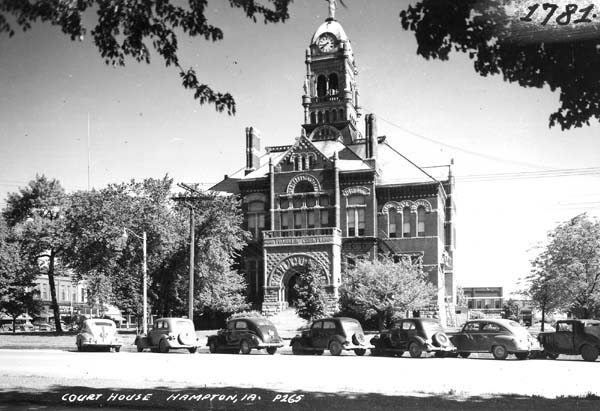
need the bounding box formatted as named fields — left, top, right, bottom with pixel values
left=76, top=318, right=121, bottom=352
left=450, top=319, right=540, bottom=360
left=370, top=318, right=456, bottom=358
left=134, top=318, right=200, bottom=353
left=207, top=317, right=284, bottom=355
left=32, top=319, right=52, bottom=332
left=290, top=317, right=371, bottom=356
left=538, top=319, right=600, bottom=362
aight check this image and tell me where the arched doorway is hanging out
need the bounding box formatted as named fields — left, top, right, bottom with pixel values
left=285, top=269, right=303, bottom=308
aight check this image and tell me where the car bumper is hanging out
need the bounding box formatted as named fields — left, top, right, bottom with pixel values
left=81, top=343, right=121, bottom=348
left=426, top=345, right=457, bottom=353
left=343, top=343, right=373, bottom=351
left=256, top=342, right=284, bottom=349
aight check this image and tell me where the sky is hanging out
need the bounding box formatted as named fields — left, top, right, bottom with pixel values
left=1, top=0, right=599, bottom=295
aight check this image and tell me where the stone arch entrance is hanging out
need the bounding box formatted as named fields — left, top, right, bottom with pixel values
left=265, top=254, right=331, bottom=312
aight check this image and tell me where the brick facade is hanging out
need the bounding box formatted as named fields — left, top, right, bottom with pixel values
left=211, top=12, right=456, bottom=325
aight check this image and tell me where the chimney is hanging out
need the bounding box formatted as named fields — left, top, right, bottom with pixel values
left=245, top=127, right=261, bottom=175
left=365, top=114, right=378, bottom=160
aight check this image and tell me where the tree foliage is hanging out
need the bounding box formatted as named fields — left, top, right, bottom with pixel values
left=0, top=0, right=292, bottom=114
left=527, top=214, right=600, bottom=319
left=0, top=217, right=40, bottom=331
left=293, top=261, right=329, bottom=321
left=399, top=0, right=600, bottom=129
left=340, top=256, right=436, bottom=330
left=2, top=175, right=67, bottom=333
left=62, top=178, right=250, bottom=324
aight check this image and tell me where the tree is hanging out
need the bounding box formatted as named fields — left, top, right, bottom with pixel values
left=0, top=0, right=292, bottom=114
left=293, top=261, right=329, bottom=321
left=526, top=214, right=600, bottom=319
left=526, top=251, right=568, bottom=330
left=501, top=298, right=520, bottom=321
left=63, top=178, right=250, bottom=326
left=340, top=256, right=436, bottom=330
left=0, top=217, right=40, bottom=332
left=399, top=0, right=600, bottom=129
left=2, top=175, right=67, bottom=333
left=456, top=285, right=467, bottom=307
left=190, top=193, right=250, bottom=322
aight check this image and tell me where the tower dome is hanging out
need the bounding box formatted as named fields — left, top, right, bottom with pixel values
left=310, top=20, right=354, bottom=59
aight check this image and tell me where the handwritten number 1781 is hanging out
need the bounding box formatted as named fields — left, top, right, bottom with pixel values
left=520, top=3, right=595, bottom=25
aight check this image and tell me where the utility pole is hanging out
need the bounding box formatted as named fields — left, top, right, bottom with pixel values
left=173, top=183, right=211, bottom=322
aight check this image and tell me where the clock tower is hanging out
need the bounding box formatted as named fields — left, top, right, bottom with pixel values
left=302, top=6, right=361, bottom=144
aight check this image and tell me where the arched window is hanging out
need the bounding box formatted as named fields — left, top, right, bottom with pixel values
left=347, top=194, right=366, bottom=237
left=339, top=109, right=344, bottom=120
left=294, top=180, right=314, bottom=194
left=328, top=73, right=339, bottom=95
left=402, top=207, right=411, bottom=237
left=310, top=112, right=316, bottom=124
left=332, top=110, right=337, bottom=122
left=248, top=201, right=266, bottom=239
left=417, top=206, right=426, bottom=236
left=389, top=208, right=402, bottom=238
left=325, top=110, right=330, bottom=123
left=318, top=111, right=323, bottom=123
left=317, top=75, right=327, bottom=97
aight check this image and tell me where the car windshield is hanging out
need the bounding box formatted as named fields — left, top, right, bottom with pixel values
left=176, top=320, right=195, bottom=332
left=341, top=320, right=362, bottom=336
left=420, top=320, right=444, bottom=336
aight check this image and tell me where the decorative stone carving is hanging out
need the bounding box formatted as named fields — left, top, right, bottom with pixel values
left=267, top=252, right=331, bottom=287
left=341, top=186, right=370, bottom=197
left=286, top=174, right=321, bottom=195
left=380, top=199, right=433, bottom=214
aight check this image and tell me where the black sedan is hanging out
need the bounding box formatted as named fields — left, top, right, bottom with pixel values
left=207, top=317, right=284, bottom=355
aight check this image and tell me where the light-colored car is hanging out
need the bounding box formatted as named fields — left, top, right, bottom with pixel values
left=451, top=319, right=540, bottom=360
left=135, top=318, right=201, bottom=354
left=76, top=319, right=121, bottom=352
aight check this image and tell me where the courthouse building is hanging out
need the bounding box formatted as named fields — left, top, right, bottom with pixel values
left=212, top=4, right=456, bottom=324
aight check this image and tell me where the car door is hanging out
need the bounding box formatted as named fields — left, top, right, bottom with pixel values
left=554, top=321, right=575, bottom=354
left=480, top=322, right=504, bottom=351
left=388, top=321, right=402, bottom=348
left=321, top=320, right=338, bottom=347
left=309, top=320, right=324, bottom=348
left=149, top=320, right=165, bottom=346
left=228, top=320, right=247, bottom=347
left=455, top=321, right=480, bottom=351
left=221, top=320, right=236, bottom=347
left=396, top=320, right=416, bottom=350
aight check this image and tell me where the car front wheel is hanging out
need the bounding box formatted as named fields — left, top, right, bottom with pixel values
left=136, top=341, right=144, bottom=352
left=114, top=346, right=121, bottom=353
left=355, top=348, right=366, bottom=356
left=292, top=341, right=304, bottom=355
left=408, top=342, right=423, bottom=358
left=240, top=340, right=252, bottom=355
left=208, top=340, right=217, bottom=353
left=159, top=339, right=170, bottom=354
left=492, top=345, right=508, bottom=360
left=329, top=341, right=343, bottom=356
left=188, top=347, right=197, bottom=354
left=581, top=344, right=599, bottom=362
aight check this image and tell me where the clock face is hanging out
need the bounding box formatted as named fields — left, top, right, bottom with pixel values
left=317, top=33, right=337, bottom=52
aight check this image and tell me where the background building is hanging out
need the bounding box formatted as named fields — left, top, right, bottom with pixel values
left=212, top=6, right=456, bottom=324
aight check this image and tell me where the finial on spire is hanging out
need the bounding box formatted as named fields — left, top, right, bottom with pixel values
left=327, top=0, right=336, bottom=20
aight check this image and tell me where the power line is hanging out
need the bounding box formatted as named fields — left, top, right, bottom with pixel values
left=363, top=107, right=555, bottom=171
